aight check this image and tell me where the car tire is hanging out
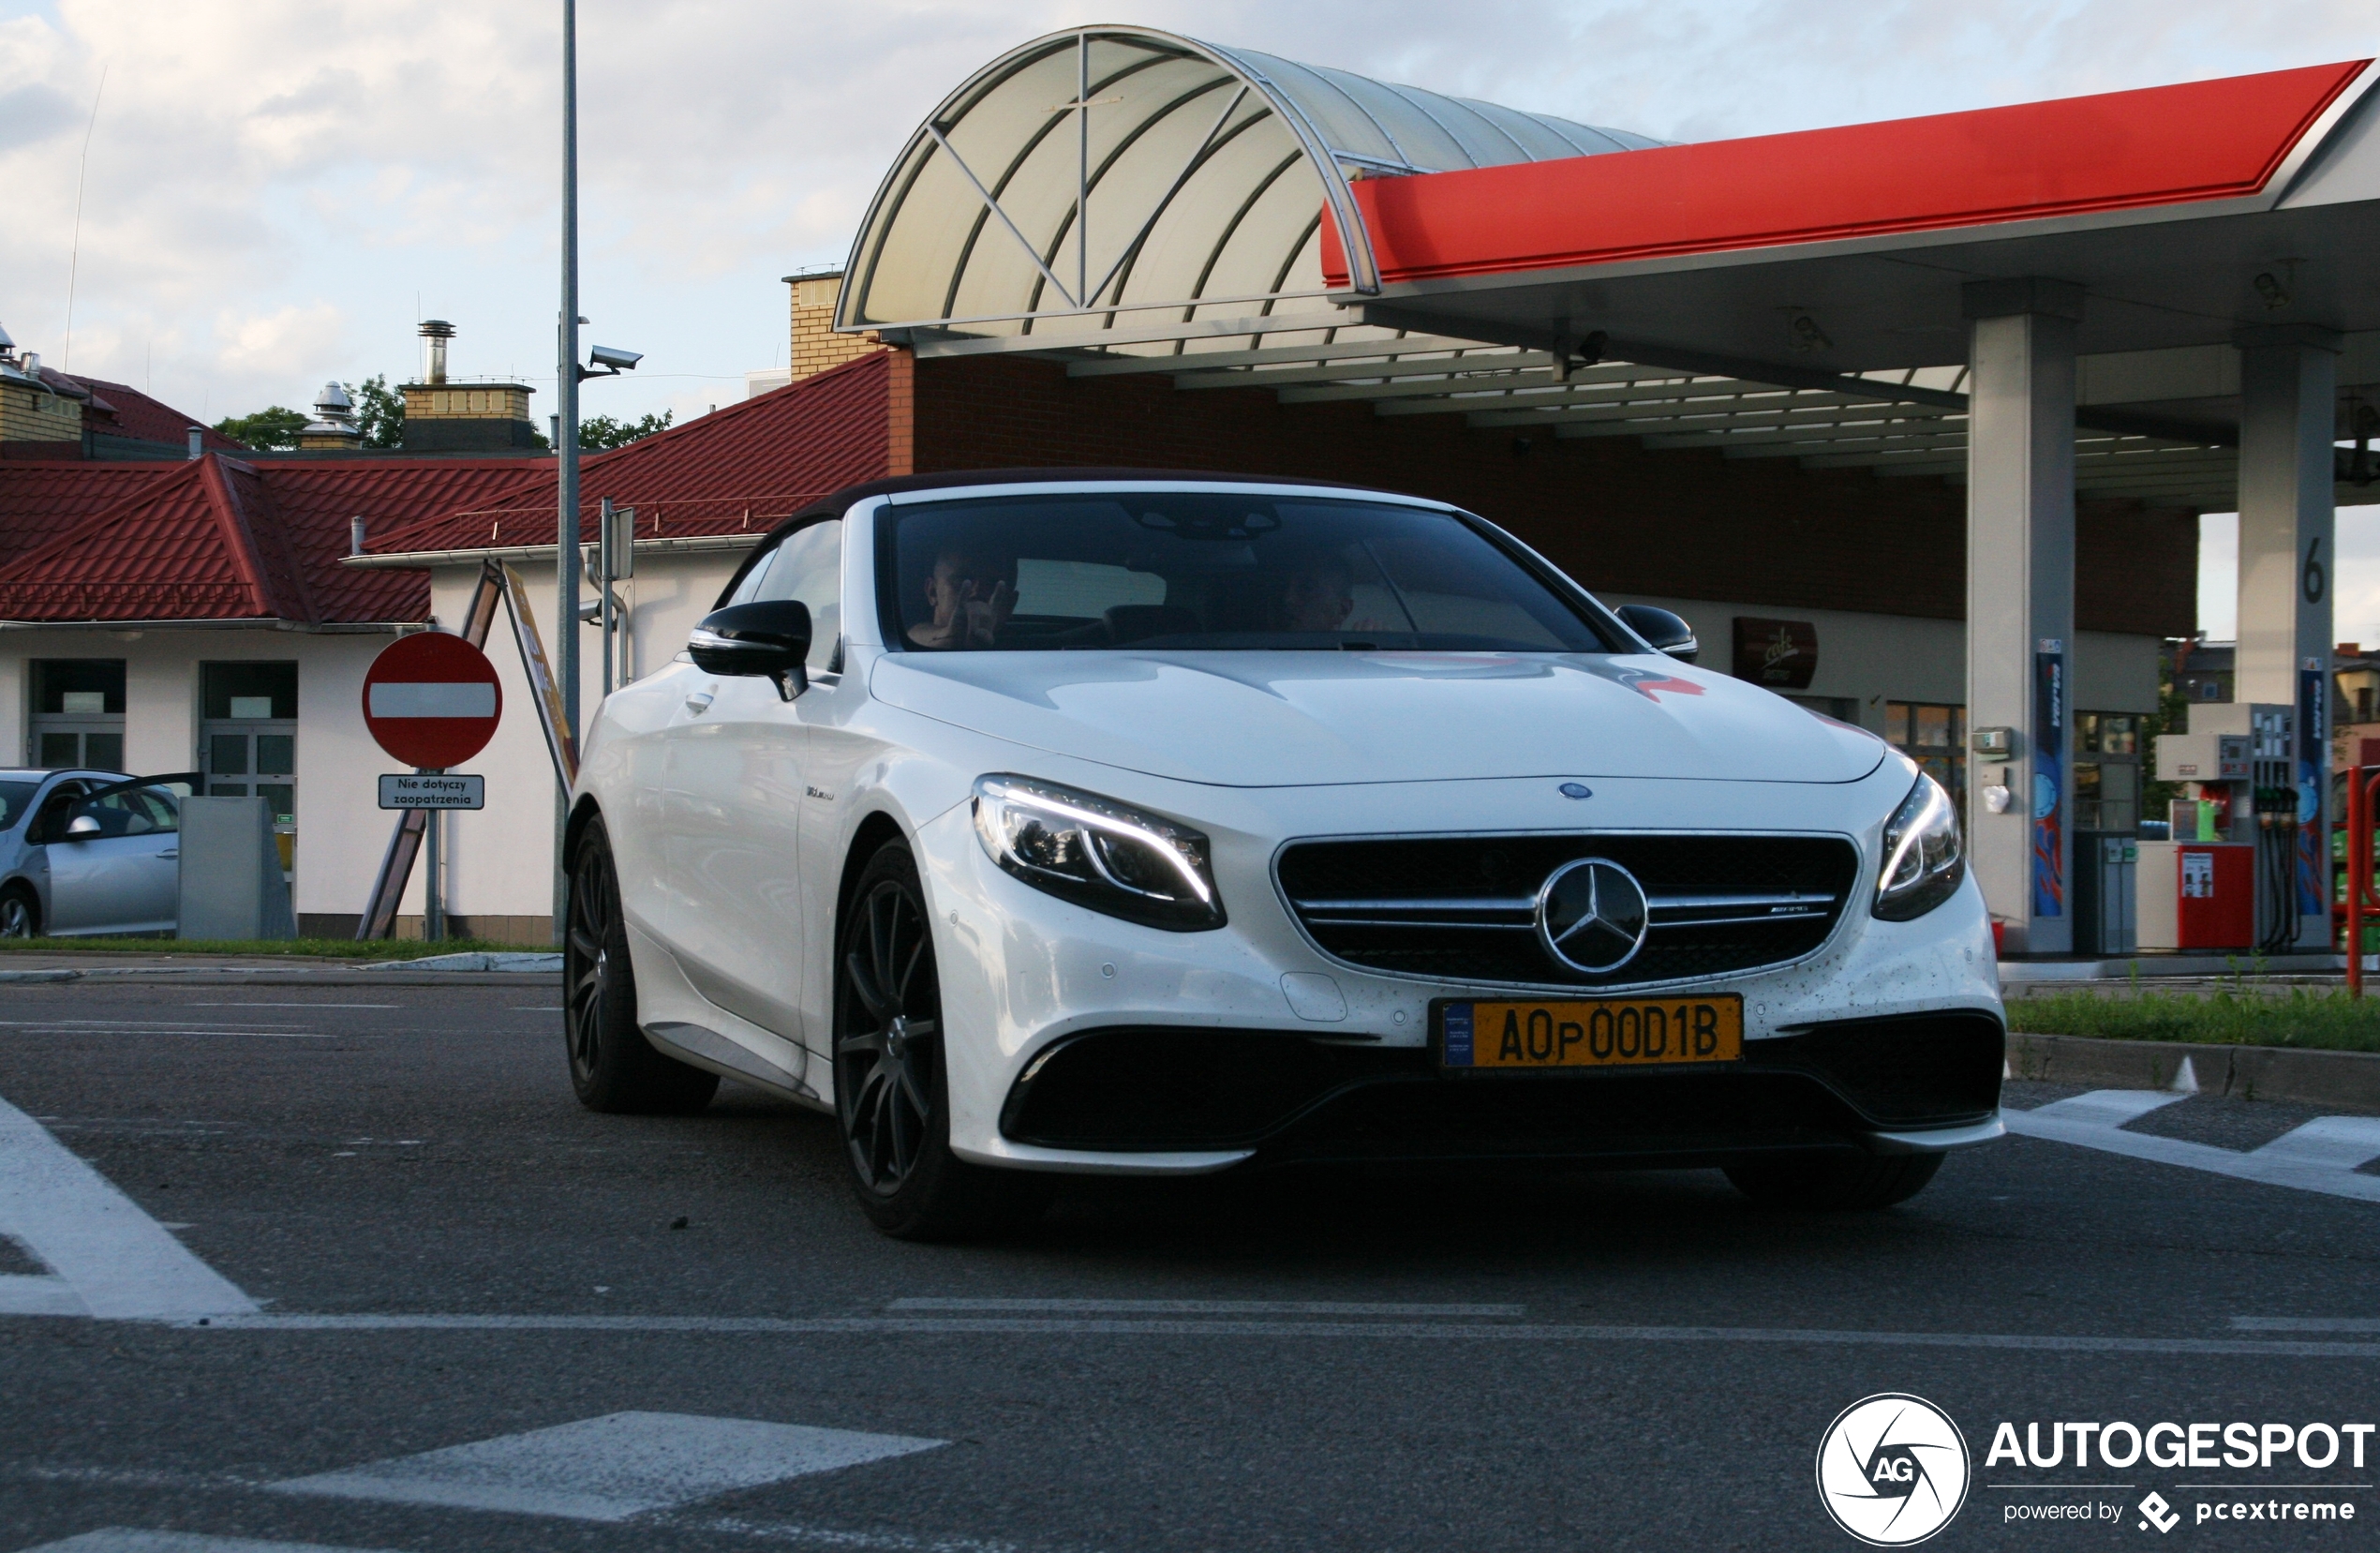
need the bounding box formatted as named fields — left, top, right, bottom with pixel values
left=1723, top=1151, right=1942, bottom=1211
left=835, top=839, right=1049, bottom=1241
left=0, top=885, right=37, bottom=939
left=564, top=815, right=720, bottom=1115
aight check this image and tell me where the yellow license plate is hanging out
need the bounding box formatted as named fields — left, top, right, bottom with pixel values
left=1437, top=996, right=1743, bottom=1070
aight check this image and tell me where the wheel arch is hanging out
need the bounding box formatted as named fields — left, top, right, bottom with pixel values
left=562, top=793, right=604, bottom=870
left=834, top=809, right=912, bottom=956
left=0, top=874, right=39, bottom=932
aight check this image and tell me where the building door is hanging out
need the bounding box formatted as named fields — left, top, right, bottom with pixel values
left=199, top=663, right=298, bottom=874
left=28, top=660, right=126, bottom=770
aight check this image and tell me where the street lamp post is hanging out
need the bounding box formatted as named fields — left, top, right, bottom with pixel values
left=552, top=0, right=643, bottom=944
left=554, top=0, right=581, bottom=943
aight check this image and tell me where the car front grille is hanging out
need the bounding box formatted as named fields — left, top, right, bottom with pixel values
left=1275, top=832, right=1862, bottom=989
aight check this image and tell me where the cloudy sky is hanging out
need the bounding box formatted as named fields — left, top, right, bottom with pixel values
left=2, top=0, right=2373, bottom=635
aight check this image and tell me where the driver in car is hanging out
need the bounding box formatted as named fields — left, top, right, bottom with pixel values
left=1274, top=550, right=1357, bottom=635
left=909, top=546, right=1016, bottom=650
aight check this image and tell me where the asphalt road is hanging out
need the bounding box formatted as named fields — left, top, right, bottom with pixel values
left=4, top=980, right=2379, bottom=1552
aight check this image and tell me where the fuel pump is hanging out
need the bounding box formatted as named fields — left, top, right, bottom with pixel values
left=2144, top=704, right=2294, bottom=951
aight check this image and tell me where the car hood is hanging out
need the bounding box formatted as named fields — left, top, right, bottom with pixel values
left=869, top=651, right=1886, bottom=787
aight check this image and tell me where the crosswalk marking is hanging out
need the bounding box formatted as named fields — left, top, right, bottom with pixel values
left=21, top=1532, right=399, bottom=1553
left=267, top=1411, right=945, bottom=1522
left=0, top=1092, right=257, bottom=1321
left=2005, top=1090, right=2380, bottom=1203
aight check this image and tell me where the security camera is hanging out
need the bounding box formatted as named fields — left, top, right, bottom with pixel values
left=588, top=344, right=642, bottom=372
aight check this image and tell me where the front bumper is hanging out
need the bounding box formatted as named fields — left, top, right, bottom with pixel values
left=996, top=1010, right=2005, bottom=1171
left=909, top=771, right=2004, bottom=1176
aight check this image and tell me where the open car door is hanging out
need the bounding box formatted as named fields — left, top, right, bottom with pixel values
left=40, top=773, right=199, bottom=936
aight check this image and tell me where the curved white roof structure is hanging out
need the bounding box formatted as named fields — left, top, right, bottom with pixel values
left=837, top=26, right=1659, bottom=340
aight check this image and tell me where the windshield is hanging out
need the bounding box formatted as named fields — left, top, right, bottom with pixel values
left=883, top=493, right=1615, bottom=653
left=0, top=781, right=36, bottom=830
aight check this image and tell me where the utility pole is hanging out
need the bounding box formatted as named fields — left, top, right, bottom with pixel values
left=553, top=0, right=584, bottom=945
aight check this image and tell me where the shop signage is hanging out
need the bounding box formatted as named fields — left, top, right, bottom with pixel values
left=1732, top=617, right=1819, bottom=689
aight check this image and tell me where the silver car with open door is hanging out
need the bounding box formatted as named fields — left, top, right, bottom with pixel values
left=0, top=770, right=193, bottom=937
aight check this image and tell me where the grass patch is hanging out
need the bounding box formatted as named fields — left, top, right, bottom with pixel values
left=2010, top=987, right=2380, bottom=1054
left=0, top=936, right=544, bottom=960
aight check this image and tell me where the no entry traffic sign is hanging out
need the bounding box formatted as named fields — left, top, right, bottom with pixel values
left=362, top=632, right=502, bottom=769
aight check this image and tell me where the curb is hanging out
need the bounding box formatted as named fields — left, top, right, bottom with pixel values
left=2008, top=1032, right=2380, bottom=1115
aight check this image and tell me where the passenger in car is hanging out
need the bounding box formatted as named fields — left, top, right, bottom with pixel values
left=909, top=546, right=1016, bottom=650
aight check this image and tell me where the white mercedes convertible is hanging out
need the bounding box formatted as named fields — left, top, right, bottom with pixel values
left=569, top=471, right=2003, bottom=1237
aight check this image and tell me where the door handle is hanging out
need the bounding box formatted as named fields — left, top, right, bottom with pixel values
left=685, top=691, right=715, bottom=716
left=158, top=849, right=178, bottom=859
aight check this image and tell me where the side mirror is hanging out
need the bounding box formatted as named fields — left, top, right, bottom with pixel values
left=688, top=599, right=812, bottom=699
left=1615, top=605, right=1699, bottom=663
left=65, top=814, right=101, bottom=839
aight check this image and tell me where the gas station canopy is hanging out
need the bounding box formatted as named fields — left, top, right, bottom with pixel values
left=843, top=30, right=2380, bottom=512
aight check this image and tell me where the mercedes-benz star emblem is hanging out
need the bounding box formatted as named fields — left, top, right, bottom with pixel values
left=1536, top=857, right=1651, bottom=976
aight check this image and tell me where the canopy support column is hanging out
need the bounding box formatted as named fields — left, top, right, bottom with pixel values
left=2235, top=323, right=2341, bottom=950
left=1963, top=278, right=2082, bottom=955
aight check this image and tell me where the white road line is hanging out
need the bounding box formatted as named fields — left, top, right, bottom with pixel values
left=0, top=1020, right=304, bottom=1029
left=269, top=1411, right=945, bottom=1522
left=2235, top=1317, right=2380, bottom=1332
left=0, top=1028, right=331, bottom=1039
left=22, top=1532, right=401, bottom=1553
left=0, top=1272, right=84, bottom=1316
left=2004, top=1091, right=2380, bottom=1203
left=3, top=1469, right=1046, bottom=1553
left=2244, top=1115, right=2380, bottom=1171
left=0, top=1091, right=257, bottom=1321
left=191, top=1310, right=2380, bottom=1357
left=190, top=1003, right=397, bottom=1009
left=887, top=1297, right=1527, bottom=1317
left=2023, top=1089, right=2192, bottom=1126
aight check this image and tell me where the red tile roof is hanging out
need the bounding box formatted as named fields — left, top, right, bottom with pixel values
left=0, top=455, right=544, bottom=624
left=0, top=354, right=893, bottom=623
left=368, top=351, right=895, bottom=555
left=0, top=463, right=177, bottom=569
left=264, top=459, right=544, bottom=621
left=56, top=372, right=247, bottom=453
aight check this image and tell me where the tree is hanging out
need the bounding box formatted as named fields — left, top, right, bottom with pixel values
left=213, top=406, right=305, bottom=451
left=578, top=411, right=673, bottom=451
left=354, top=374, right=405, bottom=448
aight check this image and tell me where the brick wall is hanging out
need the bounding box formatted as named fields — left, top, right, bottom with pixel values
left=789, top=274, right=887, bottom=383
left=911, top=354, right=2196, bottom=635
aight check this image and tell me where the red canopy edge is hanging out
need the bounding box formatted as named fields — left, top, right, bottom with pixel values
left=1320, top=60, right=2372, bottom=287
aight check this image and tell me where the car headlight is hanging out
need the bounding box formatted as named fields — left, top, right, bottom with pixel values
left=1874, top=771, right=1964, bottom=921
left=972, top=774, right=1226, bottom=932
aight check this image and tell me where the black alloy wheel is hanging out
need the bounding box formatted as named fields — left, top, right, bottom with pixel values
left=564, top=815, right=718, bottom=1114
left=838, top=860, right=941, bottom=1196
left=834, top=840, right=1048, bottom=1239
left=0, top=887, right=37, bottom=939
